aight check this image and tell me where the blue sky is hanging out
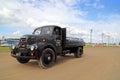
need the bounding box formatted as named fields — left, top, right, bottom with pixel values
left=0, top=0, right=120, bottom=43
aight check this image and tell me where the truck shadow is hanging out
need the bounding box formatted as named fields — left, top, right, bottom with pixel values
left=27, top=55, right=74, bottom=67
left=25, top=60, right=39, bottom=68
left=25, top=54, right=83, bottom=68
left=54, top=54, right=76, bottom=66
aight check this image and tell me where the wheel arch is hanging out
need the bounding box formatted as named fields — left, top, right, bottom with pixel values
left=43, top=44, right=56, bottom=53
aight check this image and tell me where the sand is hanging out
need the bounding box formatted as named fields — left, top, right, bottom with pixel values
left=0, top=47, right=120, bottom=80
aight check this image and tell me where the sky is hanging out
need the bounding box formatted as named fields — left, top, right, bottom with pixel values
left=0, top=0, right=120, bottom=44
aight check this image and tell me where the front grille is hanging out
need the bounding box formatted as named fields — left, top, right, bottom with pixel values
left=18, top=48, right=31, bottom=56
left=20, top=38, right=27, bottom=42
left=19, top=44, right=26, bottom=48
left=19, top=38, right=27, bottom=46
left=19, top=48, right=27, bottom=53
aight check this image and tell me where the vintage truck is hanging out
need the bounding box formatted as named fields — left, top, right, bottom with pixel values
left=11, top=25, right=85, bottom=68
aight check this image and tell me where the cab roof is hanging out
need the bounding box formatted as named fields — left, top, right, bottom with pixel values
left=35, top=25, right=61, bottom=30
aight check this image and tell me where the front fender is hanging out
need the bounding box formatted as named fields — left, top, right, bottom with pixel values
left=37, top=42, right=56, bottom=53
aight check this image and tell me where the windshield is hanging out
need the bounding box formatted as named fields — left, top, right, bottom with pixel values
left=33, top=27, right=53, bottom=35
left=34, top=28, right=41, bottom=35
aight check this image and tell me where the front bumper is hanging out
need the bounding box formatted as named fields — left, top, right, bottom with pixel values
left=11, top=53, right=36, bottom=59
left=11, top=48, right=38, bottom=59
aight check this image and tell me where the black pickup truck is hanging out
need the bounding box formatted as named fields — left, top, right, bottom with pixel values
left=11, top=25, right=85, bottom=68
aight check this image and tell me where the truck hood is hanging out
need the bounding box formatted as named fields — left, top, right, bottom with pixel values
left=20, top=34, right=41, bottom=45
left=20, top=34, right=52, bottom=45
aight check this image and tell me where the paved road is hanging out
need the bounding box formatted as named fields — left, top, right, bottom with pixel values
left=0, top=47, right=120, bottom=80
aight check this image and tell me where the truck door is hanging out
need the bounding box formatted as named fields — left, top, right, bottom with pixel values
left=53, top=27, right=62, bottom=53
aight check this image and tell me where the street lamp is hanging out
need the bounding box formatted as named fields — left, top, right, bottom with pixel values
left=108, top=35, right=110, bottom=46
left=90, top=29, right=93, bottom=44
left=101, top=33, right=104, bottom=44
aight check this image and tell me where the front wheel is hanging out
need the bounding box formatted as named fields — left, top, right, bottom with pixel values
left=17, top=58, right=30, bottom=63
left=38, top=48, right=55, bottom=69
left=74, top=47, right=83, bottom=58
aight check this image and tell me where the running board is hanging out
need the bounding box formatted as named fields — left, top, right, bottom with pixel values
left=63, top=50, right=70, bottom=54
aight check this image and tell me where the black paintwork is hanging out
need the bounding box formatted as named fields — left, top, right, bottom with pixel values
left=11, top=25, right=85, bottom=59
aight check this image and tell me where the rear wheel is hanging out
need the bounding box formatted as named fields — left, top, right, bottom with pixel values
left=38, top=48, right=55, bottom=69
left=17, top=58, right=30, bottom=63
left=74, top=47, right=83, bottom=58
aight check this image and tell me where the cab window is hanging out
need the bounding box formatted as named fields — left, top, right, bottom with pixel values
left=53, top=28, right=61, bottom=35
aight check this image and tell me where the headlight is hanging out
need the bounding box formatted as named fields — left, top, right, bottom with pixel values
left=12, top=45, right=15, bottom=49
left=30, top=46, right=34, bottom=51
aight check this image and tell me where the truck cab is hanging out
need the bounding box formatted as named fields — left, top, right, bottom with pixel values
left=11, top=25, right=85, bottom=68
left=33, top=25, right=65, bottom=54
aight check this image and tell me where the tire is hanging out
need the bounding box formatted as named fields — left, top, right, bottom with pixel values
left=74, top=47, right=83, bottom=58
left=38, top=48, right=55, bottom=69
left=17, top=58, right=30, bottom=63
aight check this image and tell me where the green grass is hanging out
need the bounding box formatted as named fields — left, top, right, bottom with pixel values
left=0, top=46, right=11, bottom=53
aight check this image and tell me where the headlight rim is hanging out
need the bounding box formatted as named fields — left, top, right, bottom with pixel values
left=30, top=46, right=34, bottom=51
left=12, top=45, right=15, bottom=50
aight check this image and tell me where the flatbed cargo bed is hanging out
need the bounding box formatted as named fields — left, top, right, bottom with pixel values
left=65, top=37, right=85, bottom=47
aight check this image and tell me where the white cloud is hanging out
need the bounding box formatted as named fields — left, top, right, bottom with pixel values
left=67, top=27, right=89, bottom=35
left=0, top=30, right=23, bottom=39
left=84, top=0, right=104, bottom=9
left=0, top=0, right=87, bottom=27
left=0, top=0, right=25, bottom=26
left=65, top=0, right=80, bottom=6
left=7, top=31, right=23, bottom=38
left=0, top=8, right=11, bottom=17
left=13, top=31, right=21, bottom=35
left=100, top=32, right=118, bottom=39
left=0, top=0, right=120, bottom=43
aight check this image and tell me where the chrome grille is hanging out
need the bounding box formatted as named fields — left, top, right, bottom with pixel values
left=20, top=38, right=27, bottom=42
